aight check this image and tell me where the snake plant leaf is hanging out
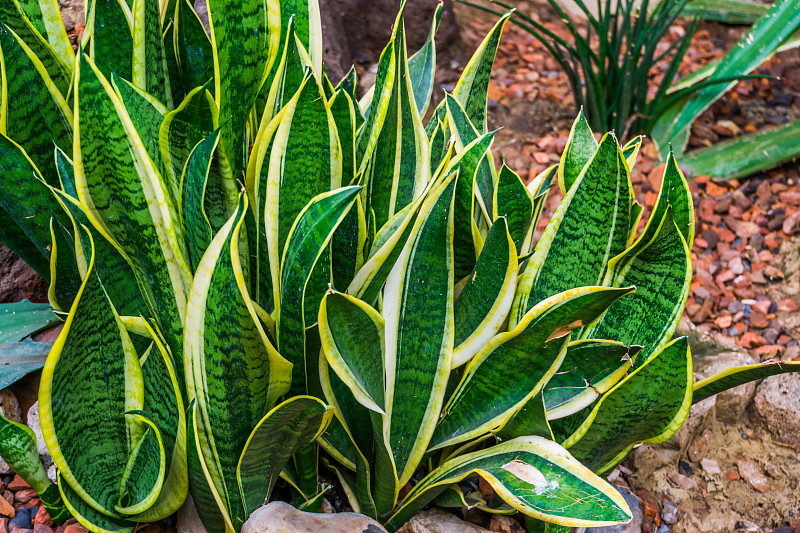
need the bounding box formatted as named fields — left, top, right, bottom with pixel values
left=113, top=77, right=168, bottom=189
left=650, top=0, right=800, bottom=155
left=407, top=2, right=442, bottom=117
left=383, top=172, right=457, bottom=486
left=0, top=208, right=49, bottom=279
left=494, top=164, right=535, bottom=253
left=319, top=290, right=385, bottom=413
left=132, top=325, right=187, bottom=522
left=115, top=411, right=167, bottom=515
left=0, top=22, right=72, bottom=185
left=331, top=192, right=367, bottom=292
left=693, top=361, right=800, bottom=404
left=276, top=186, right=360, bottom=396
left=0, top=0, right=70, bottom=94
left=58, top=472, right=136, bottom=533
left=557, top=109, right=597, bottom=195
left=444, top=93, right=495, bottom=222
left=185, top=196, right=292, bottom=532
left=181, top=128, right=221, bottom=272
left=88, top=0, right=134, bottom=82
left=74, top=52, right=191, bottom=356
left=564, top=337, right=692, bottom=474
left=257, top=17, right=311, bottom=124
left=329, top=89, right=358, bottom=185
left=237, top=396, right=330, bottom=518
left=175, top=0, right=214, bottom=93
left=0, top=414, right=69, bottom=523
left=321, top=457, right=361, bottom=514
left=355, top=23, right=395, bottom=166
left=542, top=340, right=640, bottom=420
left=583, top=209, right=692, bottom=366
left=265, top=75, right=342, bottom=291
left=513, top=134, right=632, bottom=326
left=160, top=84, right=217, bottom=205
left=621, top=136, right=642, bottom=169
left=48, top=217, right=82, bottom=311
left=11, top=0, right=72, bottom=70
left=445, top=132, right=495, bottom=280
left=275, top=0, right=322, bottom=75
left=132, top=0, right=172, bottom=107
left=39, top=231, right=150, bottom=518
left=452, top=218, right=517, bottom=368
left=318, top=417, right=357, bottom=471
left=385, top=436, right=632, bottom=531
left=493, top=388, right=553, bottom=442
left=362, top=11, right=430, bottom=232
left=450, top=10, right=511, bottom=132
left=0, top=134, right=70, bottom=277
left=162, top=20, right=185, bottom=105
left=430, top=285, right=634, bottom=451
left=206, top=0, right=272, bottom=176
left=186, top=401, right=230, bottom=532
left=0, top=300, right=59, bottom=344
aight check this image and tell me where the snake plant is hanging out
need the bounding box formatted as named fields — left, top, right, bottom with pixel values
left=1, top=0, right=799, bottom=532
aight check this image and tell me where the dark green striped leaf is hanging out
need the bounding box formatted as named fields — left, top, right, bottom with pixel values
left=494, top=164, right=535, bottom=253
left=383, top=172, right=457, bottom=485
left=181, top=128, right=221, bottom=272
left=277, top=186, right=360, bottom=396
left=385, top=437, right=632, bottom=531
left=493, top=389, right=553, bottom=442
left=58, top=472, right=135, bottom=533
left=407, top=2, right=442, bottom=117
left=10, top=0, right=72, bottom=70
left=329, top=89, right=358, bottom=185
left=452, top=218, right=517, bottom=368
left=132, top=0, right=172, bottom=106
left=0, top=22, right=72, bottom=185
left=564, top=337, right=692, bottom=474
left=693, top=361, right=800, bottom=404
left=89, top=0, right=133, bottom=81
left=513, top=134, right=631, bottom=326
left=175, top=0, right=214, bottom=93
left=557, top=110, right=597, bottom=195
left=237, top=396, right=329, bottom=517
left=582, top=209, right=691, bottom=366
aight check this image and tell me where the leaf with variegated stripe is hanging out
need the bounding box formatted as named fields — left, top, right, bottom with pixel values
left=89, top=0, right=134, bottom=82
left=385, top=437, right=632, bottom=531
left=181, top=129, right=221, bottom=272
left=0, top=22, right=72, bottom=185
left=582, top=209, right=691, bottom=366
left=693, top=360, right=800, bottom=404
left=11, top=0, right=72, bottom=71
left=564, top=337, right=692, bottom=474
left=237, top=396, right=330, bottom=517
left=276, top=186, right=360, bottom=396
left=175, top=0, right=214, bottom=92
left=557, top=110, right=597, bottom=195
left=494, top=164, right=534, bottom=253
left=74, top=53, right=191, bottom=357
left=58, top=473, right=135, bottom=533
left=513, top=134, right=632, bottom=327
left=133, top=0, right=172, bottom=107
left=622, top=136, right=642, bottom=169
left=452, top=218, right=517, bottom=368
left=383, top=172, right=457, bottom=485
left=493, top=388, right=553, bottom=442
left=407, top=2, right=442, bottom=117
left=430, top=286, right=634, bottom=451
left=185, top=195, right=292, bottom=531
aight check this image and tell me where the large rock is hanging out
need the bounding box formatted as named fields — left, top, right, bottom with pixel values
left=751, top=373, right=800, bottom=443
left=574, top=485, right=642, bottom=533
left=398, top=509, right=490, bottom=533
left=0, top=390, right=23, bottom=474
left=25, top=402, right=56, bottom=482
left=241, top=501, right=387, bottom=533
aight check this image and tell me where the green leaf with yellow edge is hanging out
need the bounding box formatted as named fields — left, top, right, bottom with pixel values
left=88, top=0, right=133, bottom=81
left=384, top=436, right=632, bottom=531
left=181, top=128, right=221, bottom=272
left=175, top=0, right=214, bottom=93
left=493, top=388, right=553, bottom=442
left=74, top=52, right=191, bottom=358
left=564, top=337, right=692, bottom=474
left=276, top=186, right=360, bottom=397
left=0, top=22, right=72, bottom=185
left=407, top=2, right=442, bottom=117
left=512, top=133, right=632, bottom=327
left=383, top=172, right=457, bottom=486
left=184, top=195, right=292, bottom=532
left=237, top=396, right=330, bottom=517
left=11, top=0, right=72, bottom=71
left=430, top=285, right=634, bottom=452
left=582, top=209, right=692, bottom=367
left=494, top=164, right=534, bottom=253
left=693, top=360, right=800, bottom=404
left=557, top=110, right=597, bottom=195
left=58, top=472, right=135, bottom=533
left=132, top=0, right=172, bottom=107
left=452, top=218, right=517, bottom=368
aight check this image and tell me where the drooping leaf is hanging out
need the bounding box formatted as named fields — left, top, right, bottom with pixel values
left=693, top=360, right=800, bottom=404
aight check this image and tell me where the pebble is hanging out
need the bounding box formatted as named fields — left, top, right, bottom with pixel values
left=9, top=507, right=35, bottom=531
left=688, top=429, right=712, bottom=462
left=737, top=460, right=770, bottom=492
left=5, top=479, right=28, bottom=493
left=736, top=519, right=760, bottom=532
left=12, top=492, right=36, bottom=505
left=700, top=458, right=722, bottom=476
left=656, top=526, right=672, bottom=533
left=0, top=496, right=14, bottom=519
left=661, top=501, right=678, bottom=525
left=33, top=525, right=52, bottom=533
left=62, top=522, right=89, bottom=533
left=667, top=472, right=697, bottom=491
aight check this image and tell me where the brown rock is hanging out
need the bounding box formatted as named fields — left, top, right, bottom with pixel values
left=783, top=212, right=800, bottom=234
left=667, top=472, right=698, bottom=491
left=737, top=460, right=770, bottom=492
left=32, top=506, right=51, bottom=527
left=752, top=373, right=800, bottom=443
left=13, top=490, right=37, bottom=504
left=488, top=515, right=524, bottom=533
left=636, top=487, right=661, bottom=528
left=0, top=518, right=7, bottom=533
left=7, top=476, right=31, bottom=491
left=62, top=524, right=89, bottom=533
left=700, top=458, right=721, bottom=476
left=242, top=501, right=388, bottom=533
left=33, top=524, right=53, bottom=533
left=688, top=429, right=712, bottom=462
left=0, top=495, right=14, bottom=518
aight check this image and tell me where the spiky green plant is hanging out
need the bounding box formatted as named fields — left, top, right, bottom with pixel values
left=1, top=1, right=799, bottom=532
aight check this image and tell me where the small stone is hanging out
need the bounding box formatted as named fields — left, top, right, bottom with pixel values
left=688, top=429, right=712, bottom=462
left=782, top=212, right=800, bottom=234
left=656, top=526, right=672, bottom=533
left=12, top=492, right=35, bottom=505
left=735, top=519, right=760, bottom=532
left=737, top=460, right=770, bottom=492
left=242, top=501, right=388, bottom=533
left=725, top=469, right=740, bottom=481
left=667, top=471, right=697, bottom=491
left=0, top=496, right=14, bottom=518
left=765, top=463, right=782, bottom=478
left=9, top=507, right=35, bottom=531
left=5, top=478, right=29, bottom=492
left=31, top=507, right=50, bottom=527
left=62, top=523, right=89, bottom=533
left=661, top=501, right=678, bottom=525
left=488, top=515, right=524, bottom=533
left=33, top=524, right=52, bottom=533
left=700, top=458, right=721, bottom=476
left=0, top=518, right=7, bottom=533
left=777, top=298, right=798, bottom=312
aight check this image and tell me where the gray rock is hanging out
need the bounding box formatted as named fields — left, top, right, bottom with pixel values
left=574, top=485, right=641, bottom=533
left=655, top=526, right=672, bottom=533
left=660, top=501, right=678, bottom=525
left=751, top=373, right=800, bottom=443
left=177, top=494, right=208, bottom=533
left=0, top=390, right=23, bottom=474
left=25, top=403, right=55, bottom=483
left=398, top=509, right=490, bottom=533
left=241, top=501, right=387, bottom=533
